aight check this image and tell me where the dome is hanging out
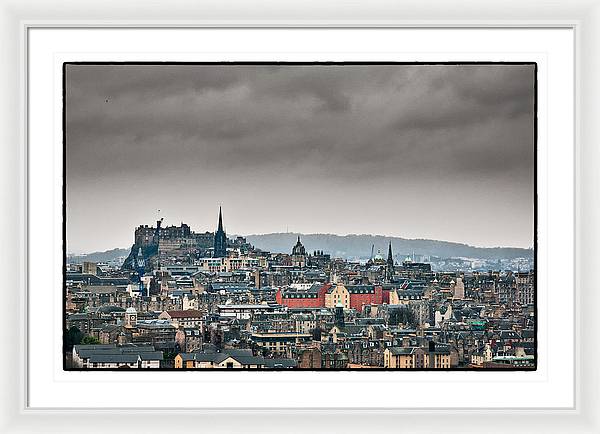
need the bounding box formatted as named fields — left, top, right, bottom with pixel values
left=125, top=307, right=137, bottom=314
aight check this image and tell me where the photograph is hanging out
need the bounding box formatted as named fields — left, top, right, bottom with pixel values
left=63, top=62, right=536, bottom=370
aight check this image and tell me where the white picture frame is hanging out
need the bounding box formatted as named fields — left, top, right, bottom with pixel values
left=1, top=0, right=597, bottom=433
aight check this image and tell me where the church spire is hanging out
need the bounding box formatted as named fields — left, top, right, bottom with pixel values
left=213, top=206, right=227, bottom=258
left=218, top=206, right=223, bottom=231
left=291, top=235, right=306, bottom=257
left=386, top=241, right=394, bottom=283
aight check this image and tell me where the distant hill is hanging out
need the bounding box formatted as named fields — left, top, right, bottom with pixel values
left=244, top=233, right=533, bottom=261
left=67, top=248, right=129, bottom=264
left=68, top=233, right=533, bottom=264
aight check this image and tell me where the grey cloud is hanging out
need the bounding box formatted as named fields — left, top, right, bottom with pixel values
left=67, top=64, right=244, bottom=100
left=391, top=65, right=534, bottom=131
left=65, top=64, right=535, bottom=252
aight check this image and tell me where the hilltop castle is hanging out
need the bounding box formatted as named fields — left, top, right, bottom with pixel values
left=123, top=208, right=249, bottom=270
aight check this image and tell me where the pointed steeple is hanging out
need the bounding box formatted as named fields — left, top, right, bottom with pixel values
left=386, top=241, right=394, bottom=283
left=213, top=206, right=227, bottom=258
left=218, top=206, right=224, bottom=231
left=297, top=235, right=301, bottom=244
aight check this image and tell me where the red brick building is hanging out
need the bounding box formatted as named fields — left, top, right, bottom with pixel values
left=276, top=283, right=331, bottom=308
left=345, top=285, right=390, bottom=311
left=276, top=283, right=391, bottom=312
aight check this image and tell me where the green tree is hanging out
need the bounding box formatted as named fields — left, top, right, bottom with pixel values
left=80, top=335, right=101, bottom=345
left=64, top=326, right=83, bottom=350
left=163, top=350, right=177, bottom=361
left=389, top=307, right=417, bottom=327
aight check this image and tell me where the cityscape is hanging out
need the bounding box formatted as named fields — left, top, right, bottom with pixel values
left=64, top=63, right=535, bottom=370
left=65, top=207, right=535, bottom=370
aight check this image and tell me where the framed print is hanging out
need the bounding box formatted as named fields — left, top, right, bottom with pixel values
left=1, top=0, right=598, bottom=433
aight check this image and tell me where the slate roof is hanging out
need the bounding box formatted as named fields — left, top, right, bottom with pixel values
left=432, top=346, right=451, bottom=355
left=179, top=349, right=265, bottom=366
left=217, top=304, right=273, bottom=310
left=135, top=320, right=176, bottom=329
left=395, top=289, right=424, bottom=298
left=387, top=347, right=419, bottom=356
left=88, top=354, right=140, bottom=363
left=336, top=325, right=366, bottom=336
left=345, top=285, right=376, bottom=294
left=66, top=274, right=130, bottom=286
left=74, top=344, right=116, bottom=352
left=100, top=324, right=121, bottom=333
left=138, top=351, right=164, bottom=361
left=75, top=344, right=163, bottom=362
left=355, top=318, right=386, bottom=326
left=210, top=283, right=251, bottom=292
left=499, top=330, right=522, bottom=340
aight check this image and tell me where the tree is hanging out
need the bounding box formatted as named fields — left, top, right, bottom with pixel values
left=389, top=307, right=417, bottom=328
left=398, top=307, right=416, bottom=328
left=64, top=326, right=83, bottom=350
left=80, top=335, right=101, bottom=345
left=163, top=350, right=177, bottom=361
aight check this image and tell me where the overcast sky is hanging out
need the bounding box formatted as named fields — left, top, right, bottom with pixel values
left=66, top=63, right=535, bottom=253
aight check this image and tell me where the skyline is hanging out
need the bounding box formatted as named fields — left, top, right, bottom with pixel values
left=66, top=211, right=534, bottom=255
left=66, top=63, right=535, bottom=253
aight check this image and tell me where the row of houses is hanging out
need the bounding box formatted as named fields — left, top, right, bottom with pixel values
left=174, top=348, right=297, bottom=369
left=72, top=343, right=163, bottom=368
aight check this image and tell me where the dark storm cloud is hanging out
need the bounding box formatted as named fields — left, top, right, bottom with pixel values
left=65, top=64, right=535, bottom=252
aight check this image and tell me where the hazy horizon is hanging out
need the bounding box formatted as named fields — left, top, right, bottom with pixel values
left=66, top=64, right=535, bottom=253
left=67, top=228, right=534, bottom=256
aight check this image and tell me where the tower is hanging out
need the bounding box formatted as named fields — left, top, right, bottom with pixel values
left=213, top=206, right=227, bottom=258
left=385, top=242, right=394, bottom=282
left=124, top=307, right=137, bottom=328
left=291, top=236, right=306, bottom=256
left=153, top=217, right=163, bottom=244
left=136, top=247, right=145, bottom=269
left=136, top=247, right=146, bottom=294
left=291, top=236, right=307, bottom=267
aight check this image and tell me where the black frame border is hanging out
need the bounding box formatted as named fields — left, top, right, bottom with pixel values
left=62, top=61, right=538, bottom=372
